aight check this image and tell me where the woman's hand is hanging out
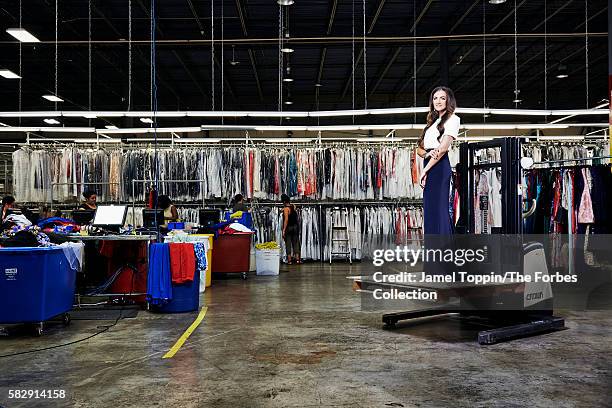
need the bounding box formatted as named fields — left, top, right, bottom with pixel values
left=419, top=171, right=428, bottom=188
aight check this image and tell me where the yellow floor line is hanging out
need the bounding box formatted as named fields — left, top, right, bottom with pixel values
left=162, top=306, right=208, bottom=359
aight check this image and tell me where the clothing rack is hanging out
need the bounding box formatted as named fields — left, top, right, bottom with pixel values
left=530, top=155, right=612, bottom=168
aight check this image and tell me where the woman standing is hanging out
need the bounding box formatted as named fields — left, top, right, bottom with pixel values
left=281, top=194, right=302, bottom=264
left=158, top=195, right=178, bottom=227
left=417, top=86, right=460, bottom=235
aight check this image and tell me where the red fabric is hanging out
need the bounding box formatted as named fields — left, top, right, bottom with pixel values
left=99, top=241, right=148, bottom=304
left=168, top=243, right=196, bottom=284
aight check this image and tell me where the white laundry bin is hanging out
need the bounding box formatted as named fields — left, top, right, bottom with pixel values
left=256, top=249, right=281, bottom=276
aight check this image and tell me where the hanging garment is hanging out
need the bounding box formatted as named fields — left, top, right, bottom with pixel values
left=168, top=243, right=196, bottom=284
left=147, top=243, right=173, bottom=305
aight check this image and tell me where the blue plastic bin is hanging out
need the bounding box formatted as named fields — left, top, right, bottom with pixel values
left=153, top=265, right=200, bottom=313
left=0, top=247, right=75, bottom=324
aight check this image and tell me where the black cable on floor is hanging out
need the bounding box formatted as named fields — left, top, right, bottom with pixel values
left=0, top=307, right=125, bottom=359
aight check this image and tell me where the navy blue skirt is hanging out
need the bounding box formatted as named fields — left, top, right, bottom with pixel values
left=423, top=154, right=453, bottom=235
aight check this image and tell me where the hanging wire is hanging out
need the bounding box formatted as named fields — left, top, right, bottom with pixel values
left=513, top=0, right=518, bottom=108
left=55, top=0, right=58, bottom=111
left=352, top=0, right=355, bottom=119
left=150, top=0, right=160, bottom=237
left=221, top=0, right=225, bottom=125
left=211, top=0, right=215, bottom=110
left=88, top=0, right=92, bottom=117
left=362, top=0, right=367, bottom=110
left=482, top=0, right=486, bottom=114
left=412, top=0, right=416, bottom=122
left=543, top=0, right=547, bottom=121
left=18, top=0, right=22, bottom=124
left=128, top=0, right=132, bottom=111
left=278, top=3, right=283, bottom=114
left=584, top=0, right=589, bottom=108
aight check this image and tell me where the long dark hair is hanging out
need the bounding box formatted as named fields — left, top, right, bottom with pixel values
left=417, top=86, right=457, bottom=149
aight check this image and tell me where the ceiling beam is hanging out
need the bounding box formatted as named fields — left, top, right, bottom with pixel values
left=410, top=0, right=434, bottom=33
left=454, top=45, right=513, bottom=93
left=369, top=47, right=402, bottom=96
left=449, top=0, right=480, bottom=34
left=394, top=47, right=437, bottom=97
left=186, top=0, right=205, bottom=34
left=531, top=0, right=573, bottom=32
left=236, top=0, right=263, bottom=102
left=340, top=48, right=364, bottom=99
left=367, top=0, right=386, bottom=34
left=327, top=0, right=339, bottom=35
left=93, top=2, right=182, bottom=106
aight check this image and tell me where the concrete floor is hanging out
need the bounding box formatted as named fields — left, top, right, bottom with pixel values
left=1, top=263, right=611, bottom=408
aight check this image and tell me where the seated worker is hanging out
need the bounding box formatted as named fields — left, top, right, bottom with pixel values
left=1, top=195, right=16, bottom=221
left=79, top=190, right=98, bottom=210
left=158, top=195, right=178, bottom=227
left=231, top=194, right=248, bottom=213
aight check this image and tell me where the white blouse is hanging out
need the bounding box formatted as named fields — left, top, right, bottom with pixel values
left=423, top=114, right=460, bottom=149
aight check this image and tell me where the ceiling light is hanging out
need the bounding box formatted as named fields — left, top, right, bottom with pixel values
left=277, top=0, right=295, bottom=5
left=6, top=28, right=40, bottom=43
left=283, top=77, right=294, bottom=82
left=0, top=69, right=21, bottom=79
left=0, top=122, right=10, bottom=127
left=281, top=48, right=294, bottom=53
left=512, top=99, right=522, bottom=103
left=140, top=118, right=154, bottom=124
left=83, top=113, right=98, bottom=119
left=229, top=60, right=240, bottom=66
left=105, top=125, right=119, bottom=130
left=556, top=64, right=568, bottom=79
left=488, top=0, right=506, bottom=4
left=43, top=118, right=60, bottom=125
left=284, top=101, right=293, bottom=105
left=42, top=95, right=64, bottom=102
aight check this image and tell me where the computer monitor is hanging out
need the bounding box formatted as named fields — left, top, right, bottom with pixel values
left=72, top=209, right=95, bottom=225
left=199, top=209, right=221, bottom=227
left=92, top=205, right=128, bottom=227
left=142, top=209, right=164, bottom=229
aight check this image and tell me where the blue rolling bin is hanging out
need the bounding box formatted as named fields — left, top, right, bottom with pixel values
left=152, top=264, right=200, bottom=313
left=0, top=247, right=75, bottom=335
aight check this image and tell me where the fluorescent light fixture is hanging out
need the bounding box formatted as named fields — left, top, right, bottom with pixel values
left=512, top=99, right=522, bottom=103
left=265, top=138, right=313, bottom=143
left=280, top=48, right=294, bottom=53
left=60, top=138, right=122, bottom=143
left=0, top=69, right=21, bottom=79
left=6, top=28, right=40, bottom=43
left=556, top=73, right=568, bottom=79
left=0, top=108, right=608, bottom=119
left=125, top=138, right=173, bottom=142
left=489, top=0, right=506, bottom=4
left=277, top=0, right=294, bottom=4
left=284, top=101, right=293, bottom=105
left=99, top=126, right=201, bottom=134
left=283, top=77, right=294, bottom=82
left=175, top=138, right=222, bottom=143
left=462, top=124, right=569, bottom=130
left=315, top=83, right=322, bottom=87
left=0, top=127, right=95, bottom=133
left=83, top=113, right=98, bottom=119
left=105, top=125, right=119, bottom=130
left=42, top=95, right=64, bottom=102
left=43, top=118, right=60, bottom=125
left=537, top=136, right=584, bottom=141
left=140, top=117, right=154, bottom=124
left=0, top=122, right=10, bottom=127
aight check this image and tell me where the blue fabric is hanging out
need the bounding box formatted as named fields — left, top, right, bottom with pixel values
left=146, top=243, right=172, bottom=305
left=194, top=243, right=207, bottom=273
left=423, top=155, right=453, bottom=235
left=37, top=217, right=75, bottom=228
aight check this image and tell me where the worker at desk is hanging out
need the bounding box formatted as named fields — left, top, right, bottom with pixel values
left=79, top=190, right=98, bottom=210
left=158, top=195, right=178, bottom=227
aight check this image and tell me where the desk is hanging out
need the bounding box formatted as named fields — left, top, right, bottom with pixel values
left=65, top=234, right=156, bottom=301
